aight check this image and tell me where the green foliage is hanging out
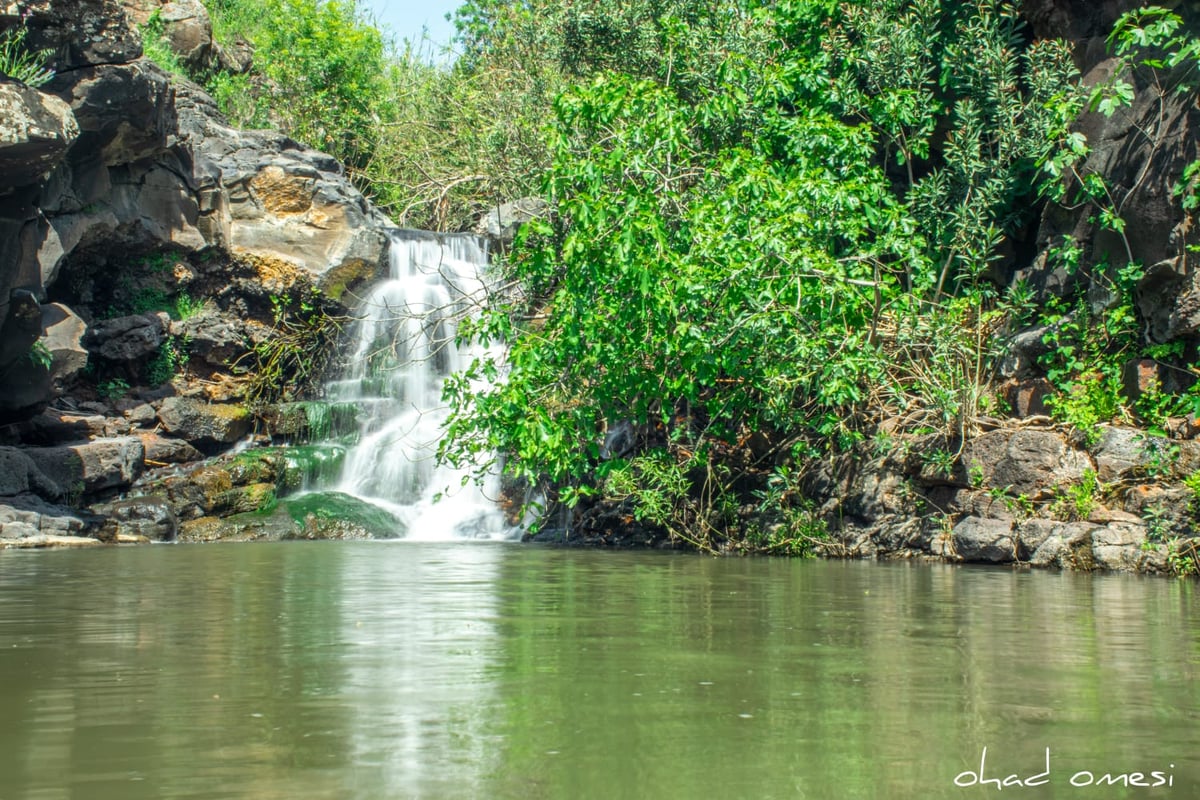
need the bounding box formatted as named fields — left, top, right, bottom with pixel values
left=1167, top=539, right=1199, bottom=578
left=146, top=336, right=188, bottom=387
left=26, top=340, right=52, bottom=371
left=173, top=293, right=206, bottom=321
left=1137, top=434, right=1181, bottom=480
left=139, top=10, right=189, bottom=78
left=1184, top=471, right=1200, bottom=504
left=442, top=1, right=1084, bottom=539
left=1051, top=468, right=1100, bottom=521
left=98, top=378, right=130, bottom=401
left=238, top=289, right=344, bottom=405
left=0, top=22, right=54, bottom=87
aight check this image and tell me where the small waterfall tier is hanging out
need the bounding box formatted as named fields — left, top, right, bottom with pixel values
left=326, top=229, right=511, bottom=540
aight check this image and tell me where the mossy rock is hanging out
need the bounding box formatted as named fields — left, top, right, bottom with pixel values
left=279, top=443, right=348, bottom=491
left=218, top=481, right=277, bottom=515
left=262, top=401, right=360, bottom=442
left=225, top=447, right=287, bottom=486
left=278, top=491, right=404, bottom=539
left=175, top=492, right=403, bottom=542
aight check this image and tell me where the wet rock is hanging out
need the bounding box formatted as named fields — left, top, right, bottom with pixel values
left=88, top=312, right=169, bottom=362
left=952, top=516, right=1017, bottom=563
left=138, top=432, right=202, bottom=465
left=158, top=464, right=230, bottom=519
left=1016, top=518, right=1057, bottom=561
left=94, top=494, right=177, bottom=542
left=0, top=493, right=93, bottom=539
left=0, top=77, right=79, bottom=189
left=176, top=492, right=398, bottom=542
left=156, top=396, right=252, bottom=445
left=220, top=482, right=276, bottom=515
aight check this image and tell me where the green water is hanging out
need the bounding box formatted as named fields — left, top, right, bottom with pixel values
left=0, top=544, right=1197, bottom=799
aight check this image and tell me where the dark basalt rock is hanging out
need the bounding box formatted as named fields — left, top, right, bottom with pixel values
left=87, top=312, right=169, bottom=363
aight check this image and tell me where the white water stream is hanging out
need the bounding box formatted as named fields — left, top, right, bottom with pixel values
left=325, top=229, right=511, bottom=540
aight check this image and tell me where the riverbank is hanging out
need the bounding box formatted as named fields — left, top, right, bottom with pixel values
left=5, top=411, right=1195, bottom=580
left=526, top=417, right=1200, bottom=577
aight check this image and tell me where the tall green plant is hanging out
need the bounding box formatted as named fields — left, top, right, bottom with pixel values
left=0, top=22, right=54, bottom=86
left=442, top=0, right=1084, bottom=541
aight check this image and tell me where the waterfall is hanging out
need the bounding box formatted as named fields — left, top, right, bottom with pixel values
left=325, top=229, right=512, bottom=540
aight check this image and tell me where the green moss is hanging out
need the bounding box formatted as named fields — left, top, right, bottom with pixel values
left=278, top=491, right=404, bottom=538
left=281, top=444, right=348, bottom=491
left=226, top=448, right=286, bottom=486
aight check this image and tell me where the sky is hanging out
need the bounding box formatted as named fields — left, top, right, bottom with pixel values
left=359, top=0, right=461, bottom=50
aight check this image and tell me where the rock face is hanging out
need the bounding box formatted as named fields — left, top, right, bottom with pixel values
left=776, top=420, right=1199, bottom=575
left=0, top=0, right=395, bottom=547
left=0, top=77, right=79, bottom=189
left=156, top=396, right=252, bottom=446
left=0, top=0, right=389, bottom=426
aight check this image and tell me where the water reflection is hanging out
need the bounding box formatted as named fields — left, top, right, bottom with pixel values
left=0, top=546, right=1197, bottom=799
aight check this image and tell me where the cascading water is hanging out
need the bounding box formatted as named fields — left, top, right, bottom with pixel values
left=324, top=229, right=512, bottom=540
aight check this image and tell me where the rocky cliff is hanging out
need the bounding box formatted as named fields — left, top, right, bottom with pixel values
left=0, top=0, right=390, bottom=545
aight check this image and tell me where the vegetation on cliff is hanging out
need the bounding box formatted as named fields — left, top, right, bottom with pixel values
left=147, top=1, right=1200, bottom=561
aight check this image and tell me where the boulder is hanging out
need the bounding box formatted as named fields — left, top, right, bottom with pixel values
left=0, top=77, right=79, bottom=189
left=1091, top=425, right=1145, bottom=481
left=952, top=516, right=1017, bottom=562
left=0, top=447, right=62, bottom=498
left=475, top=197, right=549, bottom=247
left=175, top=82, right=389, bottom=287
left=88, top=312, right=169, bottom=362
left=1030, top=522, right=1098, bottom=569
left=18, top=0, right=143, bottom=72
left=961, top=429, right=1093, bottom=499
left=41, top=302, right=89, bottom=384
left=1021, top=1, right=1150, bottom=72
left=156, top=396, right=252, bottom=444
left=94, top=494, right=177, bottom=541
left=25, top=436, right=145, bottom=495
left=172, top=310, right=249, bottom=367
left=0, top=289, right=52, bottom=421
left=138, top=432, right=202, bottom=464
left=1016, top=518, right=1057, bottom=561
left=1090, top=521, right=1149, bottom=571
left=58, top=60, right=177, bottom=166
left=20, top=409, right=108, bottom=444
left=158, top=0, right=217, bottom=72
left=0, top=288, right=43, bottom=368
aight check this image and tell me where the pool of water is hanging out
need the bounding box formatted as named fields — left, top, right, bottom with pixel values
left=0, top=543, right=1196, bottom=799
